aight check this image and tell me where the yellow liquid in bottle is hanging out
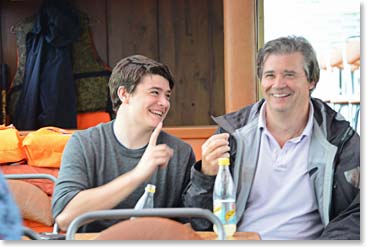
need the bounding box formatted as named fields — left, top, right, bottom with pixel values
left=213, top=224, right=236, bottom=238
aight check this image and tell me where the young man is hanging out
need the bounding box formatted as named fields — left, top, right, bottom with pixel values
left=184, top=36, right=360, bottom=240
left=52, top=55, right=196, bottom=232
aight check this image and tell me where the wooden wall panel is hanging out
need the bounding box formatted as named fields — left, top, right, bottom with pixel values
left=0, top=0, right=109, bottom=82
left=158, top=0, right=224, bottom=126
left=107, top=0, right=158, bottom=68
left=0, top=1, right=3, bottom=64
left=163, top=125, right=217, bottom=160
left=208, top=0, right=225, bottom=119
left=223, top=0, right=257, bottom=112
left=0, top=0, right=225, bottom=126
left=0, top=0, right=42, bottom=80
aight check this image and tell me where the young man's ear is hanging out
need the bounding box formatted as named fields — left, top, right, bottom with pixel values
left=117, top=86, right=128, bottom=104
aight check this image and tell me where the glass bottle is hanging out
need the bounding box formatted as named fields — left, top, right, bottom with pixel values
left=134, top=184, right=156, bottom=210
left=213, top=157, right=236, bottom=237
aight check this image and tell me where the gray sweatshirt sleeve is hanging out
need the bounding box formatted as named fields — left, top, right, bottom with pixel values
left=51, top=133, right=91, bottom=219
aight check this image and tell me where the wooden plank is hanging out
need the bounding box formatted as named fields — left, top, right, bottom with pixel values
left=1, top=0, right=225, bottom=127
left=163, top=125, right=216, bottom=139
left=107, top=0, right=158, bottom=67
left=164, top=125, right=217, bottom=160
left=158, top=0, right=224, bottom=126
left=1, top=0, right=108, bottom=83
left=223, top=0, right=258, bottom=112
left=208, top=0, right=225, bottom=118
left=1, top=0, right=42, bottom=80
left=0, top=1, right=3, bottom=64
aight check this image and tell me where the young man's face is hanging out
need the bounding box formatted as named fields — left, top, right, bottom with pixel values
left=261, top=52, right=315, bottom=116
left=124, top=74, right=171, bottom=129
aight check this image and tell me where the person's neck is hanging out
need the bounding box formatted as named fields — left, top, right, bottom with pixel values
left=113, top=113, right=152, bottom=149
left=265, top=106, right=309, bottom=148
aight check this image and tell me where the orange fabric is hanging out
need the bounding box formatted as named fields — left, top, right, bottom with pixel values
left=22, top=127, right=72, bottom=168
left=77, top=111, right=111, bottom=129
left=0, top=164, right=58, bottom=195
left=8, top=180, right=53, bottom=226
left=96, top=217, right=202, bottom=240
left=0, top=124, right=26, bottom=164
left=23, top=220, right=54, bottom=233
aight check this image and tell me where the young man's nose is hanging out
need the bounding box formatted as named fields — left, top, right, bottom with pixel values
left=158, top=95, right=169, bottom=107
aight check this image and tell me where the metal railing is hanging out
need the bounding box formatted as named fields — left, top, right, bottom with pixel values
left=66, top=208, right=225, bottom=240
left=5, top=173, right=59, bottom=234
left=5, top=173, right=57, bottom=183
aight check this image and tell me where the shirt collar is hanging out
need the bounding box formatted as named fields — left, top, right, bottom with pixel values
left=258, top=100, right=314, bottom=139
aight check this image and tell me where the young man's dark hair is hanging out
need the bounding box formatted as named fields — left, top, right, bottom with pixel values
left=109, top=55, right=175, bottom=112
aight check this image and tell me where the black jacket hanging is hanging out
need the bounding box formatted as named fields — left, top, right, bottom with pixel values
left=14, top=0, right=80, bottom=130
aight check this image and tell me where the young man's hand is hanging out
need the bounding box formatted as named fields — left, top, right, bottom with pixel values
left=135, top=122, right=173, bottom=179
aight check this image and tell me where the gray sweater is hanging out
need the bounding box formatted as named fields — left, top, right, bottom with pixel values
left=52, top=121, right=195, bottom=232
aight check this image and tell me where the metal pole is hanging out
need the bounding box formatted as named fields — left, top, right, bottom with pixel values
left=66, top=208, right=226, bottom=240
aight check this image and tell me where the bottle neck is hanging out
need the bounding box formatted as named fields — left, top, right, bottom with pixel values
left=145, top=184, right=156, bottom=193
left=147, top=191, right=155, bottom=196
left=218, top=164, right=230, bottom=170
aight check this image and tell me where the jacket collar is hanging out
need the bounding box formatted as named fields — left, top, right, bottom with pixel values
left=212, top=97, right=354, bottom=148
left=211, top=99, right=264, bottom=134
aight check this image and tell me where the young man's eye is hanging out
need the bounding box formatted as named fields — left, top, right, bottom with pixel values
left=166, top=94, right=171, bottom=100
left=151, top=90, right=159, bottom=95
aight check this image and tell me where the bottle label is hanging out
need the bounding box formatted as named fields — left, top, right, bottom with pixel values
left=213, top=200, right=236, bottom=225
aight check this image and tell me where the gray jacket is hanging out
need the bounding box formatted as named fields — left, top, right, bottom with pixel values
left=184, top=98, right=360, bottom=240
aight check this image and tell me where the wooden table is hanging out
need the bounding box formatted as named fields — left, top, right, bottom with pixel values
left=74, top=231, right=260, bottom=240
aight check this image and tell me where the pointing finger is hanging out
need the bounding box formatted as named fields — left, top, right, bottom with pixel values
left=148, top=121, right=163, bottom=147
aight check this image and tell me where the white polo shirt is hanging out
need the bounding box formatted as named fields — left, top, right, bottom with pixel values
left=237, top=101, right=324, bottom=240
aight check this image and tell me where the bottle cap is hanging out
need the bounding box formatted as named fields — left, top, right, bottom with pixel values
left=218, top=157, right=230, bottom=166
left=145, top=184, right=156, bottom=193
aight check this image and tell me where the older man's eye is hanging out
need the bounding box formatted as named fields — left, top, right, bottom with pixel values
left=284, top=73, right=295, bottom=79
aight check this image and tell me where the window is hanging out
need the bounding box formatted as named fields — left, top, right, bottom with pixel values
left=263, top=0, right=360, bottom=132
